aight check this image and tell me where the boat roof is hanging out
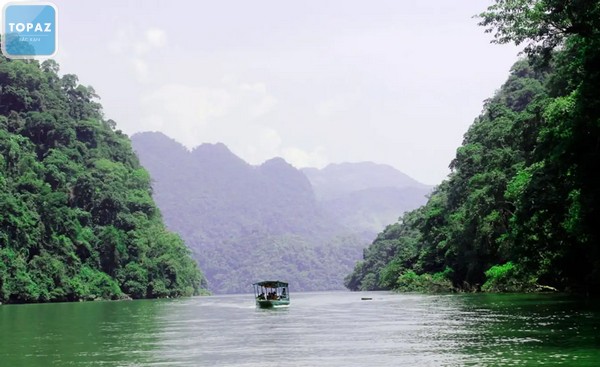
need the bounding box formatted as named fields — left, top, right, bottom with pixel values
left=253, top=280, right=288, bottom=288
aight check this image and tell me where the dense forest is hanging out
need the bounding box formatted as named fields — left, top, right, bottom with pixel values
left=0, top=43, right=206, bottom=303
left=132, top=132, right=374, bottom=293
left=133, top=132, right=429, bottom=293
left=347, top=0, right=600, bottom=294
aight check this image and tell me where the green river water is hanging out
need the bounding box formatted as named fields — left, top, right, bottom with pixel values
left=0, top=292, right=598, bottom=366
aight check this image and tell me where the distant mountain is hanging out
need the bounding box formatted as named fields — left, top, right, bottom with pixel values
left=132, top=133, right=431, bottom=293
left=131, top=132, right=365, bottom=293
left=303, top=163, right=431, bottom=237
left=303, top=162, right=428, bottom=200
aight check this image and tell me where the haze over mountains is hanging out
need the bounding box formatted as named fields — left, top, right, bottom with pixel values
left=132, top=131, right=430, bottom=293
left=303, top=163, right=432, bottom=237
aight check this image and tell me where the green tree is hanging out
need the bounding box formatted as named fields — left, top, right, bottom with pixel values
left=0, top=47, right=206, bottom=303
left=347, top=0, right=600, bottom=293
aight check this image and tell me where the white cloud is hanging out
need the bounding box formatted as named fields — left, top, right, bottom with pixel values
left=139, top=84, right=231, bottom=146
left=107, top=26, right=131, bottom=54
left=137, top=79, right=277, bottom=150
left=237, top=127, right=328, bottom=169
left=258, top=127, right=282, bottom=153
left=64, top=0, right=523, bottom=184
left=282, top=146, right=328, bottom=169
left=135, top=78, right=327, bottom=169
left=108, top=25, right=168, bottom=82
left=133, top=27, right=167, bottom=55
left=317, top=92, right=361, bottom=118
left=145, top=28, right=167, bottom=48
left=131, top=58, right=149, bottom=82
left=239, top=82, right=276, bottom=117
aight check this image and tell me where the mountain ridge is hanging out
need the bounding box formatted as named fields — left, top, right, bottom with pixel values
left=132, top=131, right=429, bottom=293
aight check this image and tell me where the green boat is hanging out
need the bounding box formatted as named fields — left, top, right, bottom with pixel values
left=253, top=280, right=290, bottom=308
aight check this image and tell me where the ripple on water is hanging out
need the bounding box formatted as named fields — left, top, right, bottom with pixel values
left=1, top=292, right=599, bottom=366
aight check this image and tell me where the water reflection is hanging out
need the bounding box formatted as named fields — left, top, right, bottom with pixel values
left=0, top=299, right=162, bottom=366
left=449, top=294, right=600, bottom=366
left=1, top=293, right=599, bottom=366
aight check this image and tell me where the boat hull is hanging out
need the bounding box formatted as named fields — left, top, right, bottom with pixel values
left=256, top=299, right=290, bottom=308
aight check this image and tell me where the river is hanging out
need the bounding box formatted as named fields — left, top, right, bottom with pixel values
left=1, top=292, right=598, bottom=366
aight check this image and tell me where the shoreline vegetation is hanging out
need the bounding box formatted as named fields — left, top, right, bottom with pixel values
left=0, top=37, right=207, bottom=304
left=2, top=0, right=600, bottom=304
left=346, top=1, right=600, bottom=296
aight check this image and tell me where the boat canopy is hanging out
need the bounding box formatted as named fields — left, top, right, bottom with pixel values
left=253, top=280, right=288, bottom=288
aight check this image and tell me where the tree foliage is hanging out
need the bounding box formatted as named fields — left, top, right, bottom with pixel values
left=132, top=133, right=369, bottom=293
left=0, top=47, right=206, bottom=303
left=347, top=0, right=600, bottom=294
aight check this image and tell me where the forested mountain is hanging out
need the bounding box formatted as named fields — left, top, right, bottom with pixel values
left=347, top=1, right=600, bottom=294
left=303, top=163, right=430, bottom=237
left=303, top=162, right=426, bottom=200
left=0, top=51, right=205, bottom=303
left=132, top=132, right=341, bottom=239
left=132, top=132, right=369, bottom=293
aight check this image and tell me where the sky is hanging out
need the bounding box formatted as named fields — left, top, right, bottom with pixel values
left=3, top=0, right=521, bottom=185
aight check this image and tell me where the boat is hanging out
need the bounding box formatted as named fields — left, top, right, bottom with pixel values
left=253, top=280, right=290, bottom=308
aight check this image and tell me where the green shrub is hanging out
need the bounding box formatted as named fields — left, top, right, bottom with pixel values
left=396, top=268, right=454, bottom=293
left=396, top=270, right=421, bottom=291
left=482, top=262, right=521, bottom=292
left=70, top=266, right=123, bottom=301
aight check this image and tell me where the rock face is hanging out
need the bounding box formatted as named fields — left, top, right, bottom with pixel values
left=132, top=132, right=430, bottom=293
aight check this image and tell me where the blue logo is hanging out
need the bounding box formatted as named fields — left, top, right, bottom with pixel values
left=2, top=2, right=58, bottom=58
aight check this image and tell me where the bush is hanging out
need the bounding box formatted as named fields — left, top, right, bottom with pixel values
left=396, top=270, right=422, bottom=291
left=70, top=266, right=123, bottom=301
left=395, top=268, right=454, bottom=293
left=482, top=262, right=523, bottom=292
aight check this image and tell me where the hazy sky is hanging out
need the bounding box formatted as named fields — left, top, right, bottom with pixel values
left=3, top=0, right=521, bottom=185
